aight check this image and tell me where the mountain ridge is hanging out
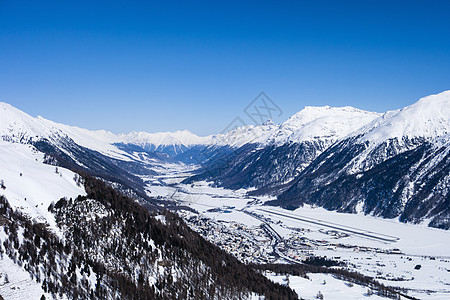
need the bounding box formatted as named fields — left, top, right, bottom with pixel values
left=1, top=101, right=383, bottom=155
left=267, top=91, right=450, bottom=229
left=1, top=91, right=449, bottom=230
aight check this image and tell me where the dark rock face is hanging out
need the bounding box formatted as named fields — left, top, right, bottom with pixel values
left=184, top=140, right=330, bottom=190
left=269, top=137, right=450, bottom=229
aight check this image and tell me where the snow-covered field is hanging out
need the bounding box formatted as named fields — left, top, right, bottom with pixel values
left=251, top=205, right=450, bottom=257
left=0, top=255, right=56, bottom=300
left=268, top=272, right=387, bottom=300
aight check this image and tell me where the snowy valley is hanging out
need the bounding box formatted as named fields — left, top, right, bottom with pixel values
left=0, top=91, right=449, bottom=299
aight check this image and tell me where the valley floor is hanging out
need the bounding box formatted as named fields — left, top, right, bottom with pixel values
left=145, top=164, right=450, bottom=300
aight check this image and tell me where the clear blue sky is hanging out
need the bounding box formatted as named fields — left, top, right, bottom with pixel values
left=1, top=0, right=449, bottom=135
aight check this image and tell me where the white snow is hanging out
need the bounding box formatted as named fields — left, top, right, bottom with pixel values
left=0, top=254, right=57, bottom=300
left=154, top=214, right=167, bottom=225
left=268, top=272, right=387, bottom=300
left=37, top=116, right=135, bottom=161
left=210, top=123, right=278, bottom=147
left=0, top=102, right=66, bottom=143
left=268, top=106, right=381, bottom=145
left=354, top=90, right=450, bottom=143
left=209, top=106, right=380, bottom=148
left=0, top=101, right=381, bottom=161
left=0, top=102, right=209, bottom=161
left=0, top=141, right=86, bottom=236
left=253, top=205, right=450, bottom=257
left=121, top=129, right=211, bottom=148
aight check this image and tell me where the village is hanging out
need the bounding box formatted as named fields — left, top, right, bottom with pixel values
left=178, top=210, right=404, bottom=265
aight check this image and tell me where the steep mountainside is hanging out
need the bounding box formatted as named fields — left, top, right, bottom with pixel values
left=186, top=106, right=380, bottom=189
left=0, top=139, right=296, bottom=299
left=0, top=103, right=157, bottom=199
left=0, top=181, right=296, bottom=299
left=270, top=91, right=450, bottom=229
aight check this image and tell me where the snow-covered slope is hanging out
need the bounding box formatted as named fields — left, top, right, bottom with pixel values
left=210, top=122, right=278, bottom=148
left=267, top=106, right=381, bottom=145
left=0, top=102, right=66, bottom=143
left=0, top=141, right=86, bottom=235
left=344, top=91, right=450, bottom=174
left=0, top=103, right=155, bottom=199
left=121, top=130, right=209, bottom=147
left=0, top=255, right=54, bottom=300
left=205, top=106, right=380, bottom=148
left=36, top=116, right=135, bottom=161
left=0, top=102, right=139, bottom=164
left=354, top=90, right=450, bottom=143
left=0, top=138, right=294, bottom=299
left=0, top=102, right=210, bottom=160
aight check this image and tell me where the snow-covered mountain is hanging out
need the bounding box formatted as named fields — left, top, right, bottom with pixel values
left=194, top=105, right=380, bottom=148
left=185, top=106, right=381, bottom=189
left=269, top=91, right=450, bottom=229
left=0, top=141, right=86, bottom=236
left=356, top=91, right=449, bottom=143
left=0, top=105, right=295, bottom=299
left=118, top=130, right=210, bottom=155
left=35, top=114, right=211, bottom=160
left=0, top=102, right=159, bottom=199
left=265, top=105, right=381, bottom=145
left=1, top=91, right=449, bottom=230
left=0, top=102, right=67, bottom=144
left=3, top=101, right=381, bottom=166
left=0, top=101, right=208, bottom=159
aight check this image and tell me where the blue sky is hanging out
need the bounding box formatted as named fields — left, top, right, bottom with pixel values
left=1, top=0, right=449, bottom=135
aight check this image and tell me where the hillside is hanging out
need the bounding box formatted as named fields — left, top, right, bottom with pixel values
left=0, top=148, right=296, bottom=299
left=270, top=91, right=450, bottom=229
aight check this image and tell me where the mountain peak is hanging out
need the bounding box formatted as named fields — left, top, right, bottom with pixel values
left=356, top=90, right=450, bottom=143
left=270, top=105, right=381, bottom=144
left=0, top=102, right=58, bottom=142
left=0, top=101, right=29, bottom=116
left=210, top=105, right=381, bottom=147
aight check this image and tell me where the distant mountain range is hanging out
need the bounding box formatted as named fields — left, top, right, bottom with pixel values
left=1, top=90, right=449, bottom=229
